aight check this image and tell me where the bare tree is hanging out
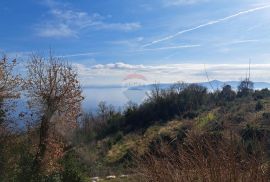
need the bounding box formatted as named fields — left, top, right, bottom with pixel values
left=0, top=55, right=21, bottom=179
left=0, top=55, right=21, bottom=137
left=25, top=53, right=84, bottom=175
left=147, top=83, right=162, bottom=101
left=171, top=81, right=187, bottom=94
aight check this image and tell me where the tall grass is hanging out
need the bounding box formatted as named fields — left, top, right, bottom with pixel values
left=135, top=131, right=270, bottom=182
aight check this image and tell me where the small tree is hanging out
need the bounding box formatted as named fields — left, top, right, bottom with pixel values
left=171, top=81, right=187, bottom=94
left=97, top=101, right=116, bottom=122
left=220, top=85, right=236, bottom=101
left=180, top=84, right=207, bottom=112
left=237, top=78, right=254, bottom=97
left=25, top=54, right=84, bottom=175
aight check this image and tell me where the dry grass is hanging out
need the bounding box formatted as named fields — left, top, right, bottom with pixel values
left=135, top=131, right=270, bottom=182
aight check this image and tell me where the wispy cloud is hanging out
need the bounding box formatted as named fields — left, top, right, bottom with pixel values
left=143, top=4, right=270, bottom=47
left=95, top=22, right=141, bottom=31
left=2, top=51, right=32, bottom=59
left=163, top=0, right=209, bottom=6
left=108, top=37, right=145, bottom=48
left=218, top=39, right=260, bottom=46
left=36, top=0, right=141, bottom=38
left=37, top=23, right=76, bottom=38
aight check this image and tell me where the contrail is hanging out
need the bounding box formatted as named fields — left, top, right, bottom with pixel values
left=61, top=45, right=200, bottom=58
left=142, top=4, right=270, bottom=48
left=59, top=51, right=101, bottom=58
left=136, top=44, right=201, bottom=52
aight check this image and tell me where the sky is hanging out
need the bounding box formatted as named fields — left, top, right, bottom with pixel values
left=1, top=0, right=270, bottom=86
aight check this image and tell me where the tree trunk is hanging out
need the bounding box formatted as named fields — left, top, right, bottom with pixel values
left=32, top=111, right=53, bottom=176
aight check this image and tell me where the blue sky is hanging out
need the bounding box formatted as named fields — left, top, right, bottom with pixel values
left=2, top=0, right=270, bottom=85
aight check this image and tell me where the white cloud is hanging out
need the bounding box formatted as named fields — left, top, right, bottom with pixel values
left=36, top=1, right=141, bottom=38
left=91, top=62, right=146, bottom=70
left=73, top=62, right=270, bottom=86
left=37, top=23, right=76, bottom=38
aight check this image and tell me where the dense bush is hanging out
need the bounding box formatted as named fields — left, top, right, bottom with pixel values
left=255, top=101, right=263, bottom=111
left=262, top=112, right=270, bottom=120
left=96, top=112, right=125, bottom=139
left=123, top=84, right=208, bottom=131
left=219, top=85, right=236, bottom=102
left=0, top=99, right=4, bottom=125
left=82, top=81, right=267, bottom=136
left=253, top=88, right=270, bottom=100
left=61, top=152, right=89, bottom=182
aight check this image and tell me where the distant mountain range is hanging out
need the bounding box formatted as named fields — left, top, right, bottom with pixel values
left=82, top=80, right=270, bottom=91
left=128, top=80, right=270, bottom=91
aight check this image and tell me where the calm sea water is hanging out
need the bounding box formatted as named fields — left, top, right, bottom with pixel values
left=82, top=87, right=147, bottom=112
left=11, top=88, right=147, bottom=117
left=8, top=88, right=147, bottom=127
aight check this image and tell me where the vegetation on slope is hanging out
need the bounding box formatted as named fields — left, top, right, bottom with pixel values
left=1, top=53, right=270, bottom=181
left=75, top=78, right=270, bottom=180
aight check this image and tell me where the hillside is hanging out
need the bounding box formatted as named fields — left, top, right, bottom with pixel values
left=87, top=97, right=270, bottom=161
left=75, top=81, right=270, bottom=181
left=2, top=75, right=270, bottom=181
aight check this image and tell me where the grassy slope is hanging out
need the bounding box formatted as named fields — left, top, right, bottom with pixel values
left=84, top=97, right=270, bottom=179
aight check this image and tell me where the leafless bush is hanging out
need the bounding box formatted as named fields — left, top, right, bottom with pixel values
left=0, top=55, right=21, bottom=138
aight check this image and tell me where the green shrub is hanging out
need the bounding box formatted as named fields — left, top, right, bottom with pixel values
left=114, top=131, right=124, bottom=143
left=61, top=152, right=88, bottom=182
left=255, top=101, right=263, bottom=111
left=219, top=85, right=236, bottom=102
left=240, top=124, right=265, bottom=154
left=123, top=84, right=208, bottom=131
left=231, top=112, right=245, bottom=123
left=253, top=88, right=270, bottom=100
left=196, top=113, right=216, bottom=129
left=262, top=112, right=270, bottom=120
left=0, top=99, right=5, bottom=125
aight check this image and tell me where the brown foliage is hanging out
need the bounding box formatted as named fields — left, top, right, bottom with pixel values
left=25, top=53, right=84, bottom=175
left=135, top=131, right=270, bottom=182
left=25, top=54, right=83, bottom=116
